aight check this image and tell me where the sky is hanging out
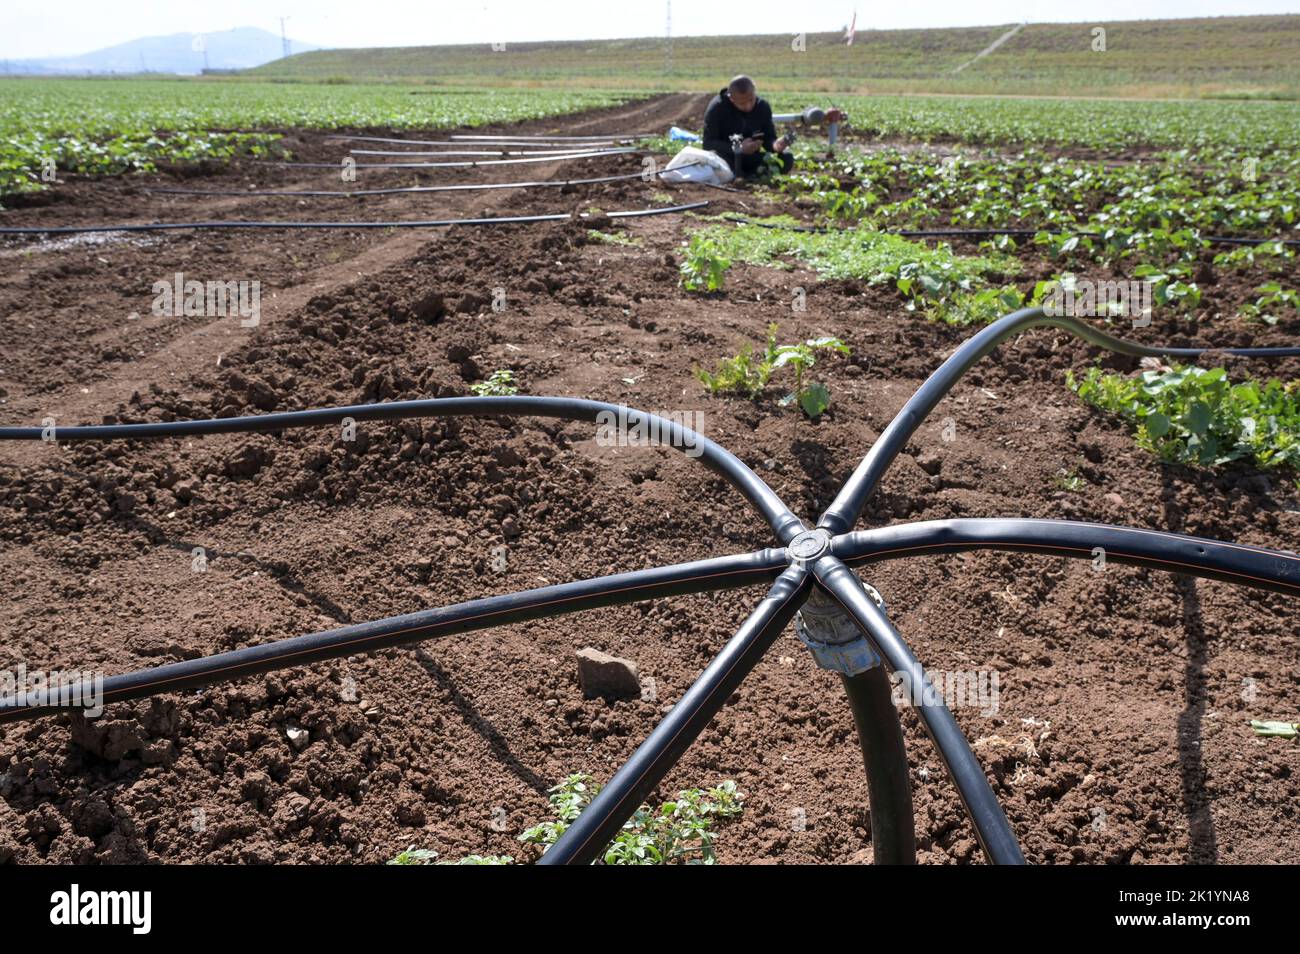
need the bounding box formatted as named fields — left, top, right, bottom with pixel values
left=2, top=0, right=1297, bottom=60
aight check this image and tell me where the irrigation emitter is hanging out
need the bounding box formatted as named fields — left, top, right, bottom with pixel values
left=3, top=306, right=1299, bottom=865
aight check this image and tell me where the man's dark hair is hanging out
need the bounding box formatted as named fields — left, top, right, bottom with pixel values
left=727, top=75, right=755, bottom=95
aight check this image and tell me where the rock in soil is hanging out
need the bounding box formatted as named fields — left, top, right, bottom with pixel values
left=575, top=647, right=641, bottom=700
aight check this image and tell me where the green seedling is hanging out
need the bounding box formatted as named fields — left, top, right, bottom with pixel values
left=470, top=369, right=519, bottom=396
left=1250, top=720, right=1299, bottom=739
left=679, top=233, right=732, bottom=292
left=388, top=773, right=745, bottom=866
left=698, top=324, right=850, bottom=418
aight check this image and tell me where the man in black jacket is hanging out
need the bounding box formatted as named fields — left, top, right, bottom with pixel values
left=701, top=75, right=794, bottom=179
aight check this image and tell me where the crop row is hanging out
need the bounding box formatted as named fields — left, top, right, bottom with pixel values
left=768, top=93, right=1300, bottom=150
left=0, top=79, right=631, bottom=199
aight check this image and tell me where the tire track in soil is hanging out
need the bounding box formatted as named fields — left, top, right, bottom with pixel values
left=0, top=93, right=709, bottom=441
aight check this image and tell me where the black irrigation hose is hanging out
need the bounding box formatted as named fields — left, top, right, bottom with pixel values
left=451, top=133, right=655, bottom=141
left=348, top=148, right=611, bottom=157
left=0, top=547, right=791, bottom=724
left=812, top=558, right=1026, bottom=865
left=143, top=162, right=711, bottom=200
left=0, top=201, right=710, bottom=236
left=818, top=306, right=1300, bottom=536
left=325, top=135, right=637, bottom=148
left=277, top=148, right=643, bottom=170
left=0, top=394, right=802, bottom=543
left=841, top=664, right=917, bottom=864
left=540, top=564, right=813, bottom=865
left=725, top=216, right=1300, bottom=248
left=833, top=518, right=1300, bottom=597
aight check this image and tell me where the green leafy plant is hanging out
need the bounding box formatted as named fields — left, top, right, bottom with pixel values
left=1213, top=241, right=1295, bottom=273
left=447, top=854, right=514, bottom=865
left=695, top=326, right=776, bottom=398
left=520, top=773, right=745, bottom=865
left=681, top=222, right=1015, bottom=322
left=1054, top=468, right=1086, bottom=492
left=932, top=285, right=1027, bottom=327
left=386, top=846, right=513, bottom=865
left=470, top=369, right=519, bottom=396
left=697, top=324, right=850, bottom=417
left=587, top=229, right=642, bottom=247
left=771, top=336, right=852, bottom=417
left=388, top=773, right=745, bottom=866
left=1069, top=364, right=1300, bottom=474
left=1132, top=263, right=1202, bottom=312
left=387, top=846, right=440, bottom=865
left=1239, top=282, right=1300, bottom=325
left=679, top=233, right=733, bottom=292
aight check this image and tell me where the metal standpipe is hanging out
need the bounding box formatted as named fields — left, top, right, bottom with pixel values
left=787, top=530, right=917, bottom=865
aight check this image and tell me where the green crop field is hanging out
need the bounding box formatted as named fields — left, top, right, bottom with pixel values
left=0, top=78, right=632, bottom=199
left=764, top=94, right=1300, bottom=151
left=251, top=15, right=1300, bottom=100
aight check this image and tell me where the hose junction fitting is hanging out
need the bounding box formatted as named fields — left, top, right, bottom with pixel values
left=787, top=528, right=884, bottom=676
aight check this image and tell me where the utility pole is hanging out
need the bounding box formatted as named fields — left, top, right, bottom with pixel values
left=280, top=17, right=291, bottom=58
left=664, top=0, right=672, bottom=76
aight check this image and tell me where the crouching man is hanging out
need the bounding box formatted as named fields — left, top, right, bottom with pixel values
left=702, top=75, right=794, bottom=179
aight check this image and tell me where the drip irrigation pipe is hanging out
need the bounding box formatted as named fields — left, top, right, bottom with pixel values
left=0, top=547, right=791, bottom=724
left=451, top=133, right=654, bottom=141
left=0, top=200, right=710, bottom=236
left=812, top=557, right=1026, bottom=865
left=818, top=306, right=1300, bottom=536
left=348, top=148, right=618, bottom=158
left=833, top=518, right=1300, bottom=597
left=0, top=393, right=802, bottom=543
left=277, top=148, right=642, bottom=170
left=540, top=565, right=813, bottom=865
left=325, top=135, right=634, bottom=148
left=142, top=162, right=711, bottom=200
left=725, top=216, right=1300, bottom=248
left=840, top=664, right=917, bottom=864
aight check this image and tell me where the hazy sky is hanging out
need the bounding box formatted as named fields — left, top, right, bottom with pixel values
left=3, top=0, right=1297, bottom=60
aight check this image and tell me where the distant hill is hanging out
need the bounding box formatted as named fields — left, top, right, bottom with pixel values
left=249, top=15, right=1300, bottom=99
left=7, top=27, right=319, bottom=76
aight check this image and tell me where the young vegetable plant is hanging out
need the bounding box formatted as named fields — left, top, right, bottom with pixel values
left=520, top=773, right=745, bottom=865
left=387, top=773, right=745, bottom=866
left=386, top=847, right=514, bottom=865
left=1239, top=283, right=1300, bottom=325
left=697, top=324, right=851, bottom=418
left=1069, top=364, right=1300, bottom=475
left=587, top=229, right=642, bottom=247
left=679, top=233, right=732, bottom=292
left=470, top=369, right=519, bottom=396
left=771, top=335, right=852, bottom=418
left=1132, top=263, right=1202, bottom=312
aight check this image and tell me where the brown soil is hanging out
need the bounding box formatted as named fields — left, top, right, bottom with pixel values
left=1, top=93, right=1298, bottom=866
